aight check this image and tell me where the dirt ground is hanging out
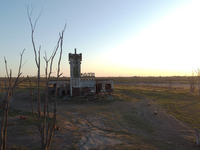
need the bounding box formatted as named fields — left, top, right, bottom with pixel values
left=4, top=84, right=200, bottom=150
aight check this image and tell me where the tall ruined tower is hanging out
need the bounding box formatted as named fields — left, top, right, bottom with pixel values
left=69, top=48, right=82, bottom=96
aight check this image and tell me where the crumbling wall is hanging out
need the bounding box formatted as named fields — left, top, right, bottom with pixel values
left=96, top=81, right=114, bottom=94
left=48, top=81, right=70, bottom=96
left=48, top=80, right=114, bottom=96
left=72, top=87, right=80, bottom=96
left=80, top=80, right=96, bottom=87
left=96, top=83, right=102, bottom=93
left=80, top=87, right=96, bottom=96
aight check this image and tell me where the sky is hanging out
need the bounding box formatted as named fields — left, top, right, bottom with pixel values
left=0, top=0, right=200, bottom=77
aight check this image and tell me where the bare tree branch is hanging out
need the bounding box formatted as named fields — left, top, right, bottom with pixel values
left=27, top=7, right=67, bottom=149
left=188, top=71, right=196, bottom=94
left=27, top=6, right=42, bottom=67
left=1, top=49, right=25, bottom=149
left=195, top=68, right=200, bottom=96
left=47, top=22, right=66, bottom=148
left=4, top=57, right=9, bottom=79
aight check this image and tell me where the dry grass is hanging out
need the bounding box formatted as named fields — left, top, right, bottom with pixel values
left=0, top=75, right=194, bottom=88
left=0, top=77, right=200, bottom=149
left=96, top=76, right=194, bottom=84
left=115, top=84, right=200, bottom=129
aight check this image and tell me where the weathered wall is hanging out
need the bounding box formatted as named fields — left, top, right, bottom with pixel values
left=48, top=49, right=114, bottom=97
left=80, top=80, right=96, bottom=87
left=96, top=81, right=114, bottom=93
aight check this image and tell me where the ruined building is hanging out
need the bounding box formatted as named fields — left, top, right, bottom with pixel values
left=48, top=49, right=114, bottom=96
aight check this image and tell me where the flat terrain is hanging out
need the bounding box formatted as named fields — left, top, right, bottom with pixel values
left=0, top=77, right=200, bottom=149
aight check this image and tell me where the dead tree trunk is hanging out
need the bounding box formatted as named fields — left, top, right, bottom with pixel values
left=0, top=50, right=25, bottom=150
left=27, top=6, right=66, bottom=150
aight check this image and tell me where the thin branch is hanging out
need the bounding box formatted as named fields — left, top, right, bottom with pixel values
left=4, top=57, right=9, bottom=79
left=1, top=49, right=25, bottom=149
left=12, top=49, right=25, bottom=90
left=27, top=6, right=42, bottom=67
left=4, top=81, right=8, bottom=93
left=48, top=23, right=66, bottom=148
left=27, top=6, right=67, bottom=148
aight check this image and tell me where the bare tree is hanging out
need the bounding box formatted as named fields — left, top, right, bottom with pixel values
left=0, top=49, right=25, bottom=150
left=27, top=6, right=66, bottom=150
left=168, top=77, right=173, bottom=90
left=188, top=71, right=196, bottom=94
left=195, top=68, right=200, bottom=96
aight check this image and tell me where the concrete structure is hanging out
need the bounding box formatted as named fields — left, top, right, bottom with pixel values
left=48, top=49, right=114, bottom=96
left=69, top=49, right=83, bottom=96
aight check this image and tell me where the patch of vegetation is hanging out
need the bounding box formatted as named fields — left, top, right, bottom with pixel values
left=115, top=84, right=200, bottom=129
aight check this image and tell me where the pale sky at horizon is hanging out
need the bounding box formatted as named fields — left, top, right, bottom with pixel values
left=0, top=0, right=199, bottom=77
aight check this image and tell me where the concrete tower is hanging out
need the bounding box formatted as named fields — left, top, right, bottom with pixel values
left=69, top=48, right=82, bottom=96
